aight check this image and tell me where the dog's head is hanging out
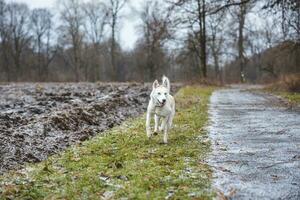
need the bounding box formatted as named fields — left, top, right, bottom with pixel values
left=151, top=76, right=170, bottom=107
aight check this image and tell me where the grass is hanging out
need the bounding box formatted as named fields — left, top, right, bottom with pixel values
left=263, top=88, right=300, bottom=105
left=0, top=86, right=215, bottom=200
left=274, top=91, right=300, bottom=104
left=262, top=74, right=300, bottom=105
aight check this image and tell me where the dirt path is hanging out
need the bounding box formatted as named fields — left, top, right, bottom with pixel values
left=208, top=85, right=300, bottom=199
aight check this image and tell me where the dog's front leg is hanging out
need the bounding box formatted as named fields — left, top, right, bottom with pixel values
left=168, top=110, right=175, bottom=129
left=146, top=111, right=152, bottom=138
left=161, top=118, right=169, bottom=144
left=154, top=114, right=159, bottom=134
left=159, top=117, right=166, bottom=132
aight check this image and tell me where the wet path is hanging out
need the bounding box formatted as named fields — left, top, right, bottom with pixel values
left=208, top=86, right=300, bottom=199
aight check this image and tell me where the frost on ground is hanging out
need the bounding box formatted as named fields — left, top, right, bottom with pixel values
left=0, top=82, right=179, bottom=174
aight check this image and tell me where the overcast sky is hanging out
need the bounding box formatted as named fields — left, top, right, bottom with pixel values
left=6, top=0, right=142, bottom=50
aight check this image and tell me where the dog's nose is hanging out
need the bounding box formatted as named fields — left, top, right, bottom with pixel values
left=162, top=99, right=166, bottom=103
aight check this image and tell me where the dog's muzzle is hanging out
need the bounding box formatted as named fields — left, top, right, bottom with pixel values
left=157, top=99, right=166, bottom=107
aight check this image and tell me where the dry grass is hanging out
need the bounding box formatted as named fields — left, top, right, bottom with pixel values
left=269, top=74, right=300, bottom=93
left=185, top=77, right=224, bottom=87
left=264, top=74, right=300, bottom=104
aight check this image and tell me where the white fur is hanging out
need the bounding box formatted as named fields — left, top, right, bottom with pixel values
left=146, top=76, right=175, bottom=144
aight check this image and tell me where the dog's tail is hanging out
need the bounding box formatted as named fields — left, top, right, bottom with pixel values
left=162, top=75, right=170, bottom=93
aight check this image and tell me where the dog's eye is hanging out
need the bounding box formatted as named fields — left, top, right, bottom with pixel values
left=158, top=92, right=161, bottom=95
left=164, top=93, right=167, bottom=95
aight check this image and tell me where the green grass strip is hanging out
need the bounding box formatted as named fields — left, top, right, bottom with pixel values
left=273, top=91, right=300, bottom=104
left=262, top=87, right=300, bottom=105
left=0, top=86, right=215, bottom=200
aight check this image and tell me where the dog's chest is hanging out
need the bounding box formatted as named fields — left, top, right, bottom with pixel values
left=154, top=106, right=171, bottom=117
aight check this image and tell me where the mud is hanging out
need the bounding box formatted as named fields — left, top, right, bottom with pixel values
left=208, top=85, right=300, bottom=199
left=0, top=82, right=179, bottom=174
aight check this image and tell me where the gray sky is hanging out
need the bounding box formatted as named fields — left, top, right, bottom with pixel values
left=7, top=0, right=142, bottom=50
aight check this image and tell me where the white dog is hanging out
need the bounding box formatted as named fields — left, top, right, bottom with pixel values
left=146, top=76, right=175, bottom=144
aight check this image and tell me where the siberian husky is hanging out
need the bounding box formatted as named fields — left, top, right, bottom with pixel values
left=146, top=76, right=175, bottom=144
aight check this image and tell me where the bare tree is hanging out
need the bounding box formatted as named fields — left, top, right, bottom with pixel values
left=263, top=0, right=300, bottom=43
left=172, top=0, right=208, bottom=78
left=139, top=0, right=172, bottom=81
left=0, top=0, right=4, bottom=30
left=83, top=1, right=108, bottom=45
left=208, top=0, right=251, bottom=15
left=233, top=1, right=254, bottom=82
left=0, top=0, right=10, bottom=81
left=207, top=10, right=225, bottom=81
left=170, top=0, right=258, bottom=81
left=30, top=8, right=54, bottom=81
left=106, top=0, right=127, bottom=80
left=83, top=0, right=108, bottom=81
left=175, top=33, right=202, bottom=80
left=237, top=3, right=247, bottom=82
left=197, top=0, right=207, bottom=78
left=59, top=0, right=85, bottom=82
left=5, top=3, right=31, bottom=81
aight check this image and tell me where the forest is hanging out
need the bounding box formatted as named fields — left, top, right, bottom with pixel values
left=0, top=0, right=299, bottom=83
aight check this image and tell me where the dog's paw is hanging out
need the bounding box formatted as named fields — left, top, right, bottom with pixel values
left=163, top=138, right=168, bottom=144
left=159, top=141, right=168, bottom=145
left=147, top=131, right=152, bottom=138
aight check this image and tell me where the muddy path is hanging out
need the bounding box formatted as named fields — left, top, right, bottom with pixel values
left=208, top=85, right=300, bottom=199
left=0, top=83, right=180, bottom=175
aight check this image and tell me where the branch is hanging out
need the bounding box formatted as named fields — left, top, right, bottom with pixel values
left=208, top=0, right=251, bottom=15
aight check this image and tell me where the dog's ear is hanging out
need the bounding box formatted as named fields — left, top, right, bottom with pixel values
left=152, top=80, right=159, bottom=89
left=162, top=75, right=170, bottom=92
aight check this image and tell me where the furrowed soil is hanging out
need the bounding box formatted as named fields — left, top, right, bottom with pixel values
left=0, top=83, right=179, bottom=175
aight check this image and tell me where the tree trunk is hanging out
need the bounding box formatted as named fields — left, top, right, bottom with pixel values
left=213, top=51, right=220, bottom=79
left=14, top=51, right=21, bottom=81
left=197, top=0, right=207, bottom=78
left=238, top=3, right=246, bottom=83
left=74, top=46, right=80, bottom=82
left=201, top=0, right=207, bottom=78
left=111, top=16, right=117, bottom=81
left=2, top=41, right=11, bottom=82
left=37, top=36, right=42, bottom=81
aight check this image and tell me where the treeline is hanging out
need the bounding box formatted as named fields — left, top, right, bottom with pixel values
left=223, top=0, right=300, bottom=83
left=0, top=0, right=299, bottom=82
left=224, top=41, right=300, bottom=83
